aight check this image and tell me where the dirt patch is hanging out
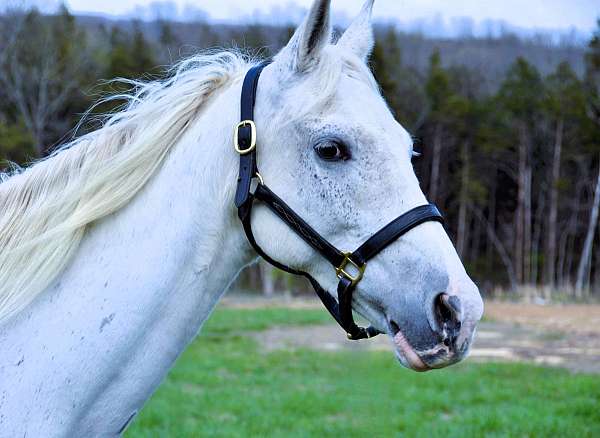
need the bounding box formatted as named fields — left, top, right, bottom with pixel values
left=470, top=321, right=600, bottom=373
left=483, top=302, right=600, bottom=336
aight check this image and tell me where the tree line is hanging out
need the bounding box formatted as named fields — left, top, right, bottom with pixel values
left=1, top=6, right=600, bottom=299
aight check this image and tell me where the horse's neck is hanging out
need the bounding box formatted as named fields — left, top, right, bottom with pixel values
left=0, top=80, right=252, bottom=436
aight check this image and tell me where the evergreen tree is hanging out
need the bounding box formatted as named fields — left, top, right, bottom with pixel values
left=585, top=19, right=600, bottom=127
left=423, top=50, right=453, bottom=206
left=108, top=27, right=134, bottom=79
left=157, top=20, right=181, bottom=64
left=107, top=23, right=157, bottom=80
left=131, top=21, right=156, bottom=75
left=371, top=28, right=402, bottom=112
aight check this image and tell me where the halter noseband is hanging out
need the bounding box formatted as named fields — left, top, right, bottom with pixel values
left=234, top=62, right=444, bottom=340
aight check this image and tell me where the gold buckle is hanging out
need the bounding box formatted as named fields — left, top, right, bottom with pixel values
left=234, top=120, right=257, bottom=154
left=335, top=252, right=365, bottom=286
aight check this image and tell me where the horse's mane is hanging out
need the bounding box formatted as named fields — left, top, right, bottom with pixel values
left=0, top=50, right=251, bottom=323
left=0, top=42, right=378, bottom=324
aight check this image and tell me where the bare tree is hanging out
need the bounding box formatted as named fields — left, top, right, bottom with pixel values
left=515, top=123, right=533, bottom=285
left=259, top=262, right=275, bottom=297
left=0, top=6, right=90, bottom=156
left=456, top=140, right=470, bottom=257
left=575, top=160, right=600, bottom=296
left=470, top=205, right=518, bottom=291
left=428, top=123, right=443, bottom=202
left=530, top=184, right=546, bottom=286
left=545, top=117, right=563, bottom=289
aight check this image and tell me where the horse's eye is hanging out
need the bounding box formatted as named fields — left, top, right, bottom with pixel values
left=314, top=140, right=349, bottom=162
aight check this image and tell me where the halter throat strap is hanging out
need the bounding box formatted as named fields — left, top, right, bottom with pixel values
left=234, top=62, right=444, bottom=340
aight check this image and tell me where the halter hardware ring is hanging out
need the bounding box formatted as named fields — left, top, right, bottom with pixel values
left=347, top=329, right=372, bottom=340
left=336, top=252, right=365, bottom=286
left=255, top=172, right=264, bottom=185
left=234, top=120, right=257, bottom=154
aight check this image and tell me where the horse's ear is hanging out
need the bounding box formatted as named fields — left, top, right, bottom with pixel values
left=337, top=0, right=375, bottom=61
left=276, top=0, right=332, bottom=72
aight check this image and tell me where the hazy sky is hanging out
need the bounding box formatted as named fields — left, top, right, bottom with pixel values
left=62, top=0, right=598, bottom=32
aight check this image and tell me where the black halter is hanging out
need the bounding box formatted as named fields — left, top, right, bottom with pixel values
left=234, top=62, right=444, bottom=340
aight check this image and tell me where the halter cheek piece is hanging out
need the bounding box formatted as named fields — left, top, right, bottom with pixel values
left=234, top=62, right=444, bottom=340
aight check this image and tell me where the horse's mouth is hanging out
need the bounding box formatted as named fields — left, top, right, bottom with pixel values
left=388, top=320, right=431, bottom=372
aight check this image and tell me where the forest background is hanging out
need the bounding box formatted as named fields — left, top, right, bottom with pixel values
left=1, top=3, right=600, bottom=301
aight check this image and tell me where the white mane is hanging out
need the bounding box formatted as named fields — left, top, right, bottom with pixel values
left=0, top=51, right=251, bottom=323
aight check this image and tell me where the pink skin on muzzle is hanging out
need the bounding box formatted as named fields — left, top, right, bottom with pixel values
left=393, top=330, right=430, bottom=372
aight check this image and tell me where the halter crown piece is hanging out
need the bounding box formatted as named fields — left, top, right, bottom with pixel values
left=234, top=62, right=444, bottom=340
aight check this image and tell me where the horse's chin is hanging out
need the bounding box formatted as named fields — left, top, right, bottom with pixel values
left=390, top=330, right=432, bottom=372
left=390, top=328, right=470, bottom=372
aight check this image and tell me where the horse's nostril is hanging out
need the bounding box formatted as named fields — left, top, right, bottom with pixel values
left=436, top=293, right=462, bottom=323
left=434, top=293, right=462, bottom=340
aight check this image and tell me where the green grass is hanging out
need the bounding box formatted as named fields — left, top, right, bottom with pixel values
left=127, top=307, right=600, bottom=437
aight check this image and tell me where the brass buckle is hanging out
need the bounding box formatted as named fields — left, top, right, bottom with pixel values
left=234, top=120, right=257, bottom=154
left=335, top=252, right=365, bottom=286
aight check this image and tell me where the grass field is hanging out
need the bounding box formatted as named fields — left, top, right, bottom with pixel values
left=127, top=307, right=600, bottom=437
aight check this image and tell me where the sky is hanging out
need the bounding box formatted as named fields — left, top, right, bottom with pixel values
left=27, top=0, right=600, bottom=34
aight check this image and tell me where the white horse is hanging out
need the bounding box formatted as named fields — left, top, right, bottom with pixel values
left=0, top=0, right=483, bottom=435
